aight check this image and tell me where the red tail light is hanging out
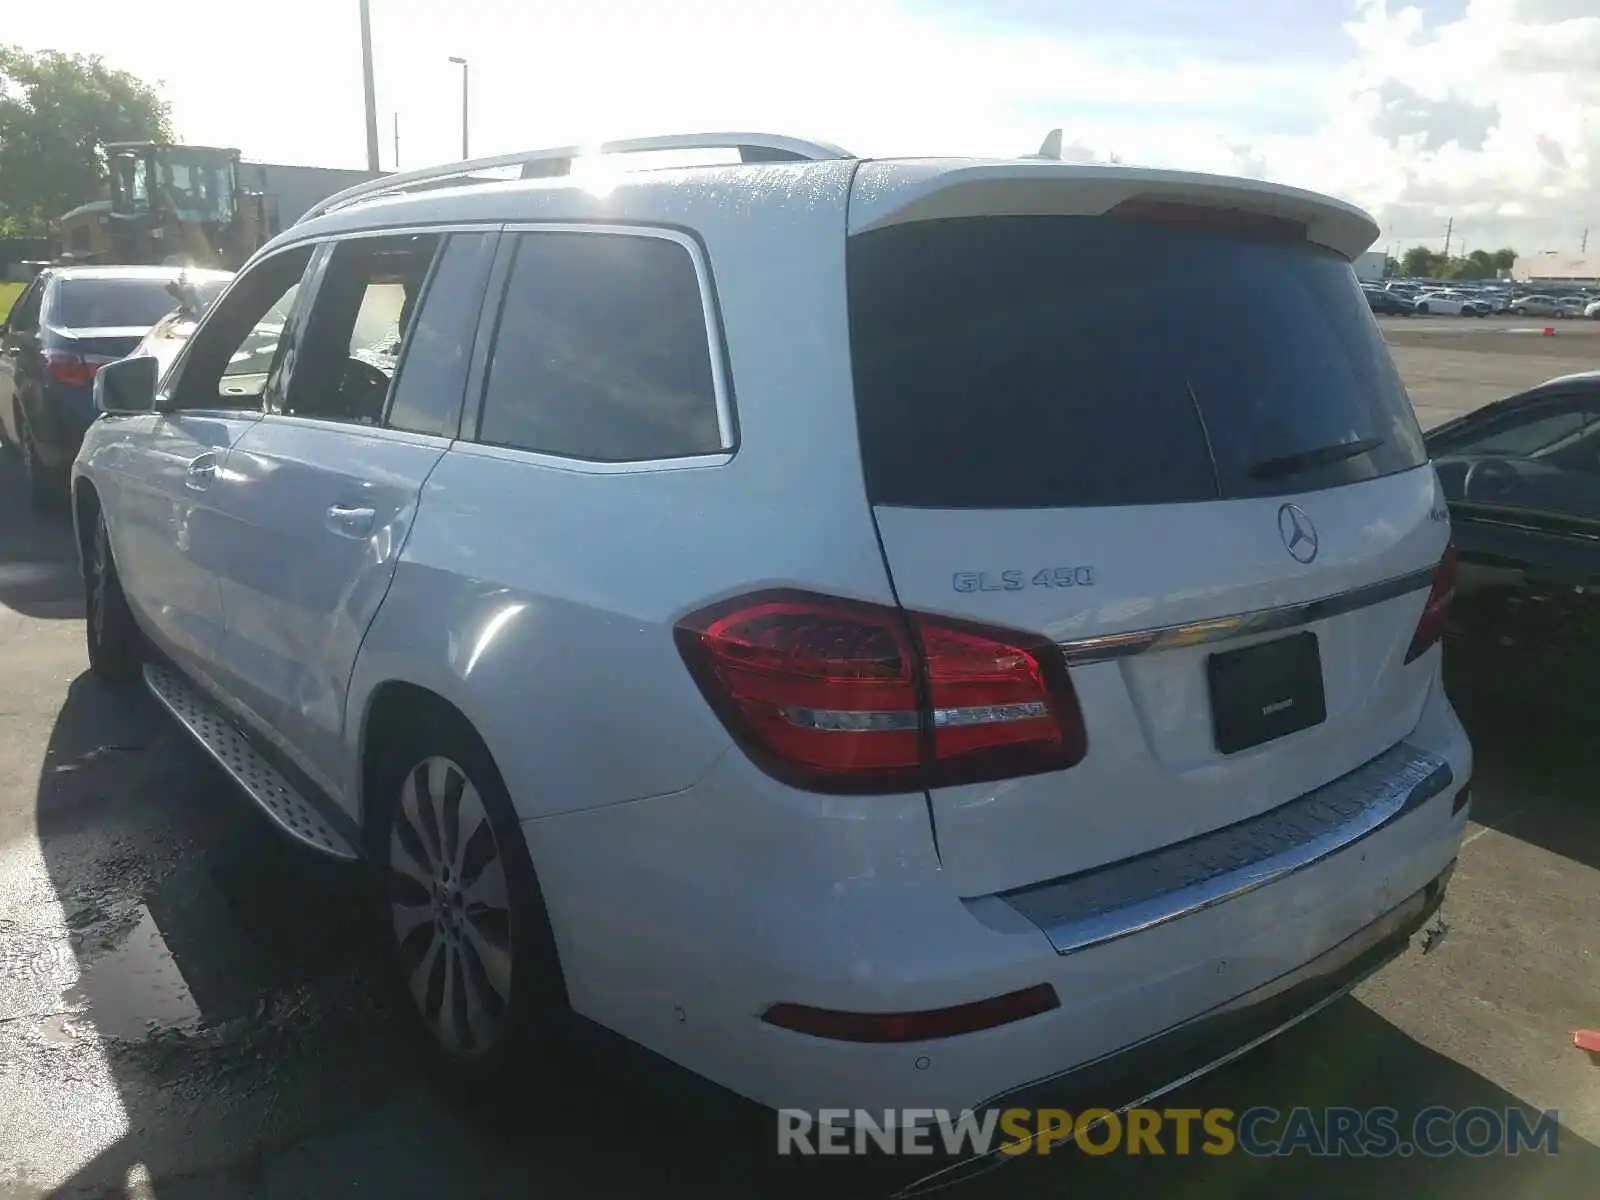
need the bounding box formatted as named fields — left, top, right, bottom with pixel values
left=673, top=590, right=1087, bottom=794
left=1404, top=543, right=1458, bottom=664
left=44, top=351, right=100, bottom=389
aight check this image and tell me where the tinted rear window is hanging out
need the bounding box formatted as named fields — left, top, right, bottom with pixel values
left=53, top=278, right=184, bottom=329
left=847, top=216, right=1428, bottom=508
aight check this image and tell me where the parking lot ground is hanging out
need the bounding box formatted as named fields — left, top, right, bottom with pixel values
left=1, top=327, right=1598, bottom=1199
left=1378, top=314, right=1600, bottom=429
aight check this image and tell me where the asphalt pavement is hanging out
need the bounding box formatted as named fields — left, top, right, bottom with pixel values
left=1, top=339, right=1598, bottom=1198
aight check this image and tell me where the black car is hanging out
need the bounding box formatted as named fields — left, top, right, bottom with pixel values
left=0, top=265, right=230, bottom=507
left=1426, top=371, right=1599, bottom=658
left=1363, top=286, right=1414, bottom=315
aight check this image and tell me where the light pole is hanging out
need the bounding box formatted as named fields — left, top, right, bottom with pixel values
left=359, top=0, right=380, bottom=171
left=448, top=56, right=469, bottom=160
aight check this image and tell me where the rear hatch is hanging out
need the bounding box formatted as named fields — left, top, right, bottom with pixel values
left=846, top=163, right=1449, bottom=897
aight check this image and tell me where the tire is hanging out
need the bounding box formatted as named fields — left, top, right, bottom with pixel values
left=368, top=706, right=571, bottom=1088
left=16, top=406, right=61, bottom=510
left=84, top=510, right=144, bottom=682
left=1416, top=302, right=1430, bottom=314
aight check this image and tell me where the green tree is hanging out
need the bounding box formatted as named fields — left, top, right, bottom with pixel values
left=1491, top=247, right=1516, bottom=272
left=1384, top=255, right=1401, bottom=278
left=1400, top=246, right=1441, bottom=277
left=0, top=46, right=172, bottom=233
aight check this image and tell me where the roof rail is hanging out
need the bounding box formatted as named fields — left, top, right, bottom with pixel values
left=296, top=132, right=854, bottom=225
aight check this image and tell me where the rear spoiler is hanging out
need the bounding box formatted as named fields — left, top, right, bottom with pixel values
left=847, top=161, right=1380, bottom=261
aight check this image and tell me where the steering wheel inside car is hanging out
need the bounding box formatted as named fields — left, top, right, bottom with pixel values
left=1462, top=457, right=1524, bottom=504
left=334, top=357, right=392, bottom=424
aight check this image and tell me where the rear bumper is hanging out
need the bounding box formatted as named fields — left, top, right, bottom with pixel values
left=894, top=861, right=1452, bottom=1194
left=32, top=381, right=97, bottom=470
left=524, top=665, right=1470, bottom=1121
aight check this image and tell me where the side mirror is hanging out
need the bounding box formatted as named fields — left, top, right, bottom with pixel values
left=94, top=355, right=158, bottom=415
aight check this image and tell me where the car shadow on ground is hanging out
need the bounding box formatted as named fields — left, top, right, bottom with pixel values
left=9, top=463, right=1596, bottom=1197
left=1444, top=609, right=1600, bottom=876
left=0, top=446, right=82, bottom=620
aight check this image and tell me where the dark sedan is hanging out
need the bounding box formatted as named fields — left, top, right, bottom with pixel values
left=1363, top=285, right=1414, bottom=315
left=0, top=265, right=230, bottom=507
left=1427, top=371, right=1599, bottom=660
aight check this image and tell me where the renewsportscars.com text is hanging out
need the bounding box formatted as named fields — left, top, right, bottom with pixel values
left=778, top=1105, right=1561, bottom=1158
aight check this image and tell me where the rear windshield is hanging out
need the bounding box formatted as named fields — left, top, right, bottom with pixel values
left=52, top=278, right=186, bottom=330
left=847, top=216, right=1428, bottom=508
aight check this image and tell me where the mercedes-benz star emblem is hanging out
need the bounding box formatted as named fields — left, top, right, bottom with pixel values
left=1278, top=503, right=1318, bottom=564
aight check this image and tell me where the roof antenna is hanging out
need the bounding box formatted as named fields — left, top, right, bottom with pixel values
left=1026, top=129, right=1063, bottom=161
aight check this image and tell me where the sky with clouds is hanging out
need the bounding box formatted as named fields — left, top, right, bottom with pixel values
left=6, top=0, right=1596, bottom=255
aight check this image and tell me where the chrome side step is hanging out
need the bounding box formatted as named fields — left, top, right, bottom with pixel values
left=143, top=662, right=358, bottom=861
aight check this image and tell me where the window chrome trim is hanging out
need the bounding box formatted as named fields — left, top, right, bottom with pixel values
left=447, top=440, right=732, bottom=475
left=1000, top=742, right=1454, bottom=956
left=1056, top=566, right=1435, bottom=666
left=494, top=221, right=736, bottom=456
left=248, top=411, right=455, bottom=450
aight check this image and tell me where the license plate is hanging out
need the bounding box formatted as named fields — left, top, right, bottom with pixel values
left=1207, top=631, right=1327, bottom=754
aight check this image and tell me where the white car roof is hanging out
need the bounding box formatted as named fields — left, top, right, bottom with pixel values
left=261, top=133, right=1381, bottom=265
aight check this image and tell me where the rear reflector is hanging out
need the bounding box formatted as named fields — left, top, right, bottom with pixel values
left=1107, top=198, right=1307, bottom=243
left=1404, top=543, right=1458, bottom=664
left=763, top=983, right=1060, bottom=1043
left=674, top=590, right=1087, bottom=794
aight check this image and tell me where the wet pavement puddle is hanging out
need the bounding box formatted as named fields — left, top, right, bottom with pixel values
left=63, top=905, right=201, bottom=1040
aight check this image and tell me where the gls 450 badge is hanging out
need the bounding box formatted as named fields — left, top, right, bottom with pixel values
left=953, top=567, right=1096, bottom=593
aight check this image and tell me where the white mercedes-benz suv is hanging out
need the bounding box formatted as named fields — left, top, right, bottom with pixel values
left=74, top=132, right=1470, bottom=1162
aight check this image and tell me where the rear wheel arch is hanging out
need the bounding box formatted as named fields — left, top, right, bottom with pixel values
left=358, top=679, right=572, bottom=1075
left=72, top=477, right=104, bottom=572
left=359, top=682, right=499, bottom=845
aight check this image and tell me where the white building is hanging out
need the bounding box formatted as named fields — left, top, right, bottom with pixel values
left=1510, top=251, right=1600, bottom=285
left=1353, top=250, right=1387, bottom=282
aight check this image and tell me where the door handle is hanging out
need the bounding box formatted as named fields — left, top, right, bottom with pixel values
left=185, top=455, right=217, bottom=491
left=325, top=503, right=377, bottom=539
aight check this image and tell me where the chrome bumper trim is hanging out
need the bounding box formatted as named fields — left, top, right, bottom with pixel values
left=1056, top=566, right=1435, bottom=666
left=1002, top=742, right=1453, bottom=955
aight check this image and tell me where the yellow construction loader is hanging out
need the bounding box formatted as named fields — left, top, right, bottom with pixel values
left=57, top=142, right=268, bottom=269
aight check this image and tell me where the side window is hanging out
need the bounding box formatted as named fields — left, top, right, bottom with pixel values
left=279, top=233, right=441, bottom=426
left=1454, top=405, right=1590, bottom=458
left=476, top=230, right=724, bottom=462
left=168, top=246, right=315, bottom=409
left=385, top=232, right=497, bottom=438
left=7, top=279, right=44, bottom=334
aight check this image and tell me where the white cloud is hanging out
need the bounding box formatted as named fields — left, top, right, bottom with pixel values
left=1231, top=0, right=1600, bottom=253
left=4, top=0, right=1593, bottom=253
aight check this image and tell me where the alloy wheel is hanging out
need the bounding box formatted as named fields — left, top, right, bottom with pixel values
left=388, top=755, right=515, bottom=1057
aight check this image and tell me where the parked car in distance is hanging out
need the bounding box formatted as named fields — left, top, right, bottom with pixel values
left=73, top=134, right=1471, bottom=1169
left=1364, top=285, right=1415, bottom=315
left=1413, top=289, right=1486, bottom=316
left=1555, top=296, right=1587, bottom=319
left=0, top=264, right=232, bottom=507
left=1584, top=298, right=1600, bottom=320
left=1512, top=294, right=1564, bottom=317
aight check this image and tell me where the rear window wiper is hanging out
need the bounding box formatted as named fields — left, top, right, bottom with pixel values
left=1249, top=437, right=1384, bottom=481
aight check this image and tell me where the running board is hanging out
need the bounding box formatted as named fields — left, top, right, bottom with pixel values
left=143, top=663, right=359, bottom=861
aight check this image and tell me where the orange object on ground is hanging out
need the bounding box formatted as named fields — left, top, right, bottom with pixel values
left=1574, top=1029, right=1600, bottom=1053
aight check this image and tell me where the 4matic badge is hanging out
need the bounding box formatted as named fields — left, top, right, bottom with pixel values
left=953, top=567, right=1096, bottom=593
